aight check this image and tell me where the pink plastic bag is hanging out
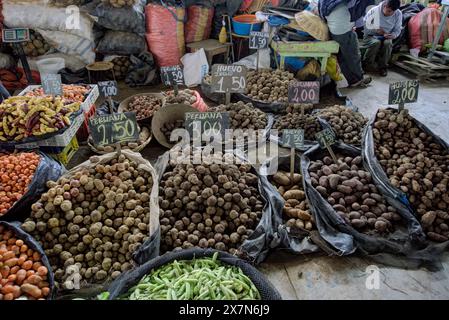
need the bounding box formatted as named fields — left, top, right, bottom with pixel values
left=192, top=90, right=208, bottom=112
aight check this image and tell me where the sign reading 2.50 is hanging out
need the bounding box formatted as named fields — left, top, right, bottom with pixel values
left=211, top=64, right=247, bottom=93
left=89, top=112, right=139, bottom=146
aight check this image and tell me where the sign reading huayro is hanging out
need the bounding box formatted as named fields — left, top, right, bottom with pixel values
left=41, top=74, right=63, bottom=96
left=315, top=128, right=336, bottom=149
left=2, top=28, right=30, bottom=43
left=98, top=80, right=118, bottom=97
left=185, top=112, right=230, bottom=137
left=211, top=64, right=247, bottom=93
left=288, top=81, right=320, bottom=104
left=388, top=80, right=419, bottom=105
left=161, top=65, right=184, bottom=86
left=282, top=129, right=305, bottom=149
left=89, top=112, right=139, bottom=147
left=249, top=31, right=269, bottom=49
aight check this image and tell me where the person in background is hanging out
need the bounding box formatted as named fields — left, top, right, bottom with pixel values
left=362, top=0, right=402, bottom=76
left=319, top=0, right=374, bottom=88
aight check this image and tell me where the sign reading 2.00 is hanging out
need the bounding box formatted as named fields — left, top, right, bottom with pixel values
left=89, top=112, right=139, bottom=147
left=288, top=81, right=320, bottom=104
left=388, top=80, right=419, bottom=105
left=211, top=64, right=247, bottom=93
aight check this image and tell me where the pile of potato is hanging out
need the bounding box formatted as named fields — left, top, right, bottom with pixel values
left=309, top=154, right=402, bottom=234
left=111, top=57, right=131, bottom=80
left=163, top=89, right=197, bottom=105
left=245, top=69, right=294, bottom=103
left=91, top=127, right=151, bottom=153
left=21, top=154, right=154, bottom=287
left=285, top=104, right=314, bottom=114
left=373, top=109, right=449, bottom=242
left=102, top=0, right=137, bottom=8
left=159, top=152, right=264, bottom=254
left=317, top=106, right=367, bottom=145
left=161, top=120, right=184, bottom=142
left=0, top=225, right=51, bottom=300
left=210, top=101, right=267, bottom=131
left=271, top=171, right=314, bottom=231
left=21, top=30, right=51, bottom=57
left=273, top=113, right=321, bottom=141
left=125, top=95, right=163, bottom=121
left=0, top=96, right=81, bottom=142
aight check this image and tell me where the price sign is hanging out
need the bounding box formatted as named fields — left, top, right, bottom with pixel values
left=388, top=80, right=419, bottom=105
left=41, top=74, right=62, bottom=96
left=185, top=112, right=230, bottom=137
left=315, top=128, right=336, bottom=149
left=2, top=28, right=30, bottom=43
left=288, top=81, right=320, bottom=104
left=161, top=65, right=184, bottom=86
left=249, top=31, right=269, bottom=49
left=282, top=129, right=304, bottom=149
left=211, top=64, right=247, bottom=94
left=89, top=112, right=139, bottom=147
left=98, top=81, right=118, bottom=97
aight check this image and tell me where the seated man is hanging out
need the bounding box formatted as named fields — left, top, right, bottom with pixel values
left=362, top=0, right=402, bottom=76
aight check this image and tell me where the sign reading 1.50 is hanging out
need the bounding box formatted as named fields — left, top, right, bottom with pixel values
left=211, top=64, right=247, bottom=93
left=89, top=112, right=139, bottom=146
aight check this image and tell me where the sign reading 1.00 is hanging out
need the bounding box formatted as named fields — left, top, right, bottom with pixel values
left=249, top=31, right=269, bottom=49
left=288, top=81, right=320, bottom=104
left=185, top=112, right=230, bottom=137
left=211, top=64, right=247, bottom=93
left=98, top=81, right=118, bottom=97
left=388, top=80, right=419, bottom=105
left=89, top=112, right=139, bottom=147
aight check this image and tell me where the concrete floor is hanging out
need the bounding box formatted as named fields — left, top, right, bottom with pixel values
left=70, top=68, right=449, bottom=300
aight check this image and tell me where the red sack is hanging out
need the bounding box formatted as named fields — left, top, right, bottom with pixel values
left=145, top=3, right=185, bottom=67
left=185, top=5, right=214, bottom=44
left=408, top=8, right=449, bottom=52
left=0, top=68, right=40, bottom=91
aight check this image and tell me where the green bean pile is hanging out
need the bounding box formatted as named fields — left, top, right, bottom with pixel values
left=120, top=253, right=261, bottom=300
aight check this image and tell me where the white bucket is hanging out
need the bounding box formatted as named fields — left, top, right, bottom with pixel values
left=36, top=57, right=65, bottom=76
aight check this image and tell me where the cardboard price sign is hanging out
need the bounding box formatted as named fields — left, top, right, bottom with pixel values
left=185, top=112, right=229, bottom=137
left=161, top=65, right=184, bottom=86
left=89, top=112, right=139, bottom=147
left=2, top=28, right=30, bottom=43
left=315, top=128, right=336, bottom=149
left=288, top=81, right=320, bottom=104
left=388, top=80, right=419, bottom=105
left=249, top=31, right=269, bottom=49
left=282, top=129, right=304, bottom=149
left=211, top=64, right=247, bottom=94
left=98, top=81, right=118, bottom=97
left=41, top=74, right=63, bottom=96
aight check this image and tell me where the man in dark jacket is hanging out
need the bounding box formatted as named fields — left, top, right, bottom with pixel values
left=319, top=0, right=374, bottom=87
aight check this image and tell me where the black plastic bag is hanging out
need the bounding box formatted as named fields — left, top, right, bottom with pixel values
left=152, top=147, right=276, bottom=264
left=95, top=99, right=119, bottom=116
left=259, top=154, right=321, bottom=254
left=97, top=31, right=147, bottom=55
left=106, top=248, right=282, bottom=300
left=302, top=142, right=434, bottom=261
left=234, top=93, right=288, bottom=114
left=0, top=152, right=65, bottom=222
left=59, top=68, right=90, bottom=84
left=0, top=221, right=55, bottom=299
left=125, top=52, right=159, bottom=87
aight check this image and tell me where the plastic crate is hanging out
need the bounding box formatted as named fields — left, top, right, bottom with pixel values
left=48, top=135, right=79, bottom=166
left=76, top=103, right=97, bottom=142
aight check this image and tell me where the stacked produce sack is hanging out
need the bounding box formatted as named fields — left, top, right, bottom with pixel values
left=3, top=0, right=96, bottom=67
left=184, top=4, right=214, bottom=44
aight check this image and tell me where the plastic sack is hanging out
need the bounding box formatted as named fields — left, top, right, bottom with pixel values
left=408, top=8, right=449, bottom=52
left=326, top=55, right=343, bottom=81
left=185, top=5, right=214, bottom=43
left=24, top=53, right=88, bottom=73
left=37, top=29, right=95, bottom=64
left=191, top=90, right=208, bottom=112
left=181, top=48, right=209, bottom=87
left=151, top=147, right=277, bottom=264
left=145, top=2, right=186, bottom=67
left=234, top=93, right=288, bottom=114
left=0, top=152, right=65, bottom=222
left=106, top=248, right=282, bottom=300
left=125, top=52, right=159, bottom=87
left=0, top=53, right=15, bottom=69
left=235, top=48, right=271, bottom=70
left=302, top=142, right=435, bottom=261
left=83, top=0, right=146, bottom=35
left=259, top=154, right=322, bottom=254
left=59, top=67, right=90, bottom=84
left=0, top=221, right=55, bottom=299
left=200, top=78, right=226, bottom=104
left=3, top=1, right=94, bottom=40
left=97, top=31, right=147, bottom=55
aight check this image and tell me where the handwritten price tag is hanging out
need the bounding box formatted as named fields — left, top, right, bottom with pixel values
left=89, top=112, right=139, bottom=147
left=211, top=64, right=247, bottom=94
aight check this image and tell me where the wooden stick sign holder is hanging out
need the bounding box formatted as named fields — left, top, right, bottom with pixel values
left=388, top=80, right=419, bottom=111
left=161, top=65, right=184, bottom=96
left=249, top=31, right=269, bottom=72
left=281, top=129, right=305, bottom=181
left=97, top=81, right=122, bottom=155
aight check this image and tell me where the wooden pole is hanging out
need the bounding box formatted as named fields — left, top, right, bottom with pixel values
left=108, top=96, right=121, bottom=156
left=290, top=147, right=295, bottom=182
left=326, top=145, right=338, bottom=164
